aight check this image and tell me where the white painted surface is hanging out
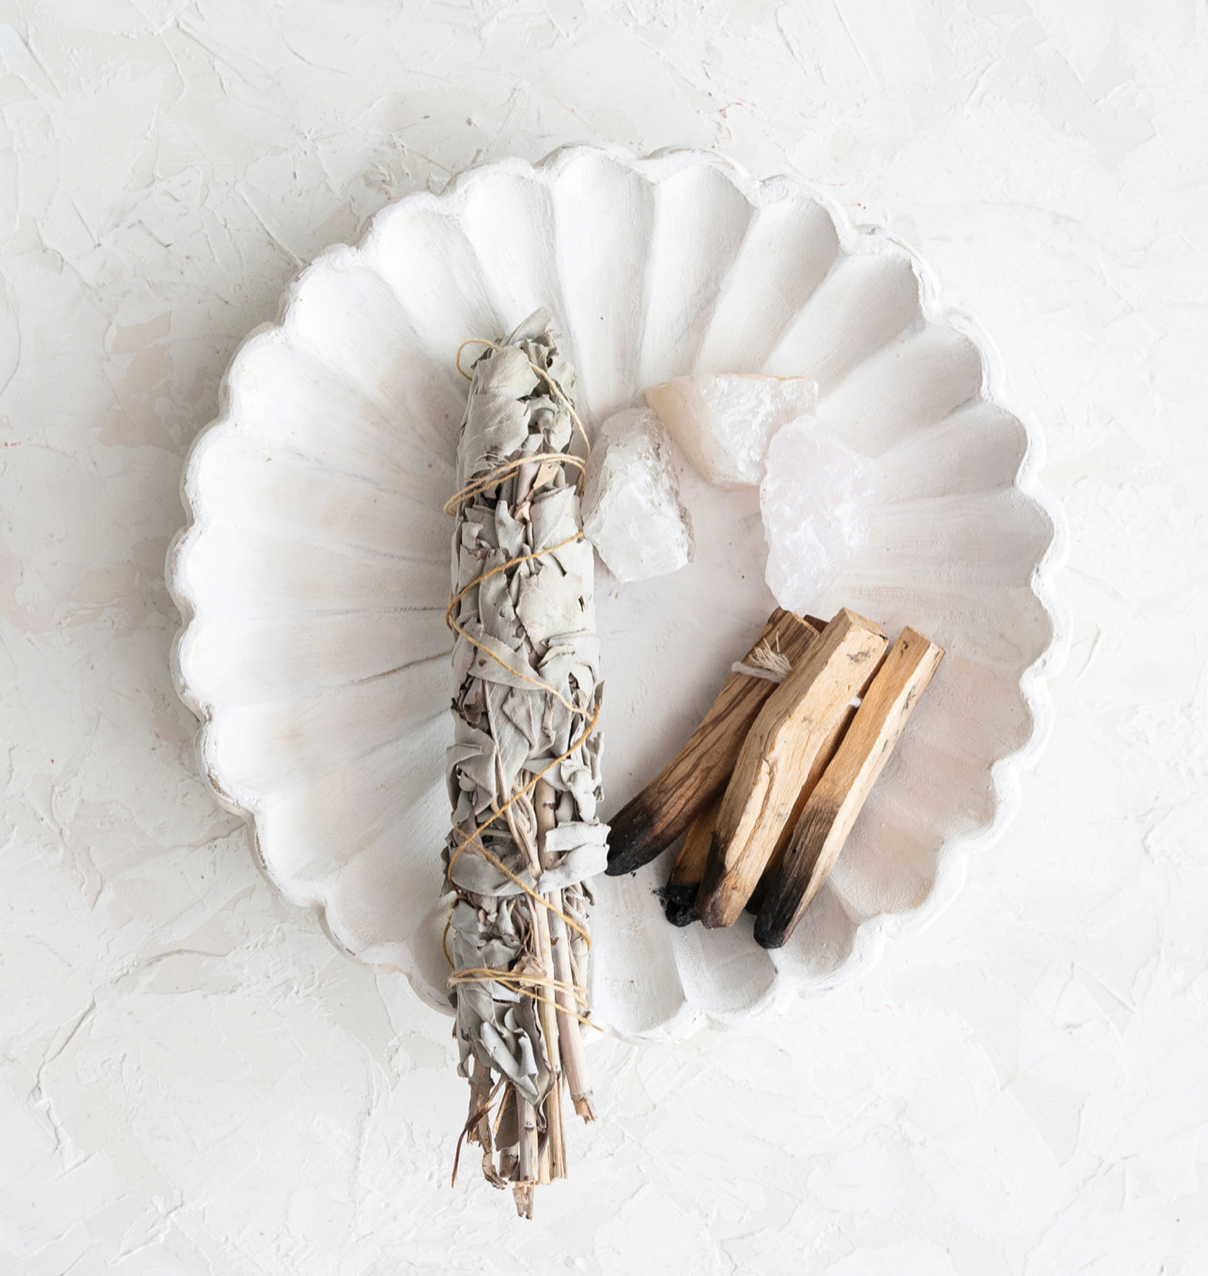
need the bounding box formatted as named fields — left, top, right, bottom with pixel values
left=0, top=3, right=1204, bottom=1272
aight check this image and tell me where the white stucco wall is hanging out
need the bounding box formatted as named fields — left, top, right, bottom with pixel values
left=1, top=3, right=1206, bottom=1272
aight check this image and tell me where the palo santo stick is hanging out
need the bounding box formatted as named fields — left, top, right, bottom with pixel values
left=668, top=701, right=849, bottom=926
left=662, top=792, right=723, bottom=927
left=746, top=699, right=859, bottom=915
left=666, top=618, right=845, bottom=925
left=696, top=609, right=887, bottom=929
left=755, top=626, right=944, bottom=949
left=668, top=716, right=849, bottom=922
left=606, top=609, right=823, bottom=876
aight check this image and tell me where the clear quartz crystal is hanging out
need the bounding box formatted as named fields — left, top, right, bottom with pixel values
left=760, top=416, right=875, bottom=612
left=644, top=374, right=818, bottom=488
left=581, top=407, right=694, bottom=582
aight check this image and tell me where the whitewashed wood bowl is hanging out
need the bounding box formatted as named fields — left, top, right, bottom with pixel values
left=167, top=146, right=1068, bottom=1040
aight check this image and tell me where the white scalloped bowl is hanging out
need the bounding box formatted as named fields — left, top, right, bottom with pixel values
left=168, top=146, right=1067, bottom=1040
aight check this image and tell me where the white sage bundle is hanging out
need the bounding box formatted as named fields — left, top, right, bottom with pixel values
left=443, top=309, right=604, bottom=1218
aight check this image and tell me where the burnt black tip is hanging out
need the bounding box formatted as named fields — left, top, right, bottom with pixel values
left=604, top=833, right=658, bottom=876
left=752, top=913, right=788, bottom=950
left=661, top=882, right=700, bottom=927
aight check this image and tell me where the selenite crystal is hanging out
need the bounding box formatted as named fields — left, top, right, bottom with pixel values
left=760, top=416, right=875, bottom=612
left=581, top=407, right=694, bottom=581
left=644, top=374, right=818, bottom=488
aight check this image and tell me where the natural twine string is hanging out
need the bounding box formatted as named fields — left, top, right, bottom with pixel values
left=444, top=703, right=600, bottom=948
left=440, top=706, right=598, bottom=1036
left=731, top=640, right=794, bottom=683
left=732, top=638, right=864, bottom=708
left=442, top=337, right=601, bottom=1024
left=447, top=966, right=600, bottom=1032
left=448, top=967, right=588, bottom=1006
left=443, top=452, right=587, bottom=515
left=444, top=530, right=589, bottom=719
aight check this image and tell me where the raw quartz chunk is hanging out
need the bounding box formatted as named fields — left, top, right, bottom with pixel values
left=761, top=416, right=875, bottom=612
left=645, top=374, right=818, bottom=488
left=581, top=407, right=694, bottom=581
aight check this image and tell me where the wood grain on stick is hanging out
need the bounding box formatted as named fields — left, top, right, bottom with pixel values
left=745, top=701, right=858, bottom=915
left=754, top=626, right=944, bottom=949
left=696, top=609, right=888, bottom=929
left=605, top=609, right=822, bottom=876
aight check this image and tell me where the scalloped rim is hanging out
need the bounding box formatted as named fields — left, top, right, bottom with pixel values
left=166, top=144, right=1071, bottom=1040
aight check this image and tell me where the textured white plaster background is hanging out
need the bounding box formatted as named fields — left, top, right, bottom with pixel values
left=1, top=1, right=1206, bottom=1272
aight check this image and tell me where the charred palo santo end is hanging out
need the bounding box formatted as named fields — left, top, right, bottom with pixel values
left=745, top=701, right=858, bottom=916
left=605, top=608, right=822, bottom=876
left=755, top=627, right=944, bottom=949
left=662, top=885, right=699, bottom=929
left=696, top=609, right=888, bottom=929
left=661, top=794, right=721, bottom=926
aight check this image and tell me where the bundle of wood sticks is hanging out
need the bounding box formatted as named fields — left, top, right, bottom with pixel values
left=605, top=608, right=943, bottom=947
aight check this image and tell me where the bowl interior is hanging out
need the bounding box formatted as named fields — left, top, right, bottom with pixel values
left=171, top=148, right=1064, bottom=1038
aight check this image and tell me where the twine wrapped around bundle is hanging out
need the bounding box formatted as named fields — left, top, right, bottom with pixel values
left=442, top=309, right=605, bottom=1218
